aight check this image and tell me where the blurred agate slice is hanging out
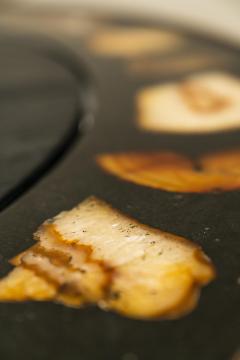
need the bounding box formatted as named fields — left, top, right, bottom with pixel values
left=97, top=149, right=240, bottom=193
left=87, top=27, right=184, bottom=57
left=128, top=53, right=232, bottom=77
left=136, top=72, right=240, bottom=133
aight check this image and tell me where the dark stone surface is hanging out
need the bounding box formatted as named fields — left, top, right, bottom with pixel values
left=0, top=18, right=239, bottom=360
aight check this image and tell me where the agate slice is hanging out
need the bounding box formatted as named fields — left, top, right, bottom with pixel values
left=0, top=197, right=215, bottom=319
left=97, top=149, right=240, bottom=193
left=128, top=53, right=230, bottom=77
left=136, top=72, right=240, bottom=133
left=88, top=27, right=184, bottom=57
